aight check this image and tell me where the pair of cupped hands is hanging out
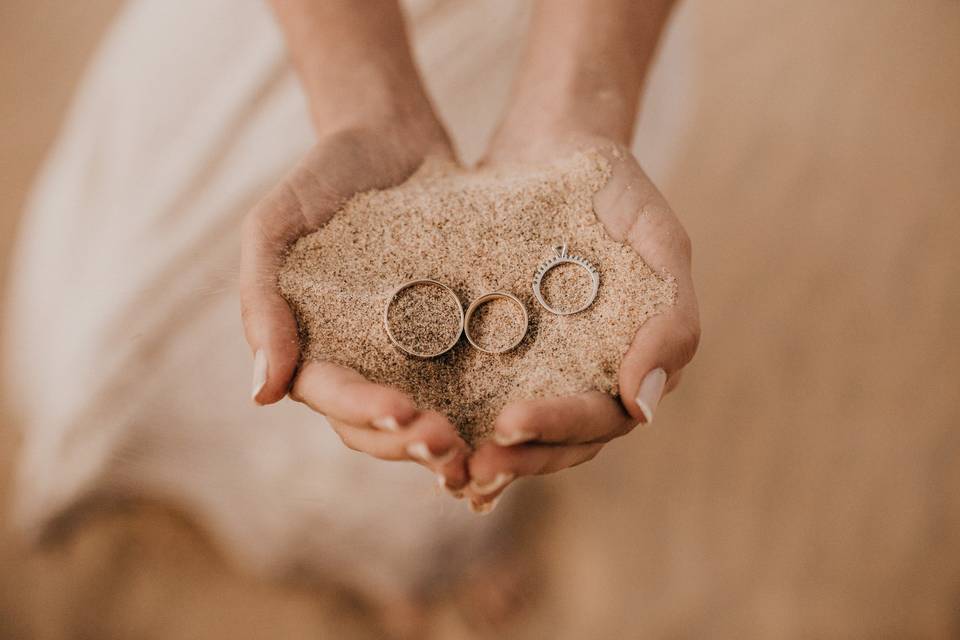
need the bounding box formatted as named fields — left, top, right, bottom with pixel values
left=240, top=112, right=699, bottom=514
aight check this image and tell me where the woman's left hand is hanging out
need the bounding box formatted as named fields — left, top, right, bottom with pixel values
left=464, top=138, right=700, bottom=513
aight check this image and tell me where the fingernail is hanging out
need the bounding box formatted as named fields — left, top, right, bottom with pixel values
left=372, top=416, right=402, bottom=432
left=406, top=441, right=457, bottom=466
left=251, top=349, right=267, bottom=402
left=437, top=473, right=464, bottom=498
left=469, top=495, right=501, bottom=515
left=635, top=367, right=667, bottom=424
left=492, top=429, right=536, bottom=447
left=468, top=472, right=516, bottom=497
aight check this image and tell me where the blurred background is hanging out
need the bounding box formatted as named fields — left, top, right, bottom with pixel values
left=1, top=1, right=958, bottom=638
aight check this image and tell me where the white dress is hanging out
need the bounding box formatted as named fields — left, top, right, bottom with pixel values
left=3, top=0, right=693, bottom=597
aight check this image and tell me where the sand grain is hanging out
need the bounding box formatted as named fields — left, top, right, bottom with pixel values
left=279, top=151, right=675, bottom=443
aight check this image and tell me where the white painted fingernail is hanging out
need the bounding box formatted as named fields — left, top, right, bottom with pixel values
left=468, top=472, right=516, bottom=497
left=372, top=416, right=401, bottom=432
left=436, top=473, right=464, bottom=498
left=251, top=349, right=267, bottom=402
left=407, top=442, right=432, bottom=462
left=493, top=429, right=536, bottom=447
left=406, top=442, right=457, bottom=466
left=469, top=495, right=501, bottom=515
left=635, top=367, right=667, bottom=424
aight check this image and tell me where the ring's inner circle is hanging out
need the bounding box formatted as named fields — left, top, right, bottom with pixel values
left=467, top=296, right=526, bottom=353
left=540, top=261, right=594, bottom=313
left=386, top=282, right=462, bottom=356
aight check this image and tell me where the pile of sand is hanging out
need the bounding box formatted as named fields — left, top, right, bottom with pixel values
left=279, top=151, right=675, bottom=443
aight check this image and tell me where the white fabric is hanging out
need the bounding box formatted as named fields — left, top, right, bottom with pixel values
left=3, top=0, right=692, bottom=592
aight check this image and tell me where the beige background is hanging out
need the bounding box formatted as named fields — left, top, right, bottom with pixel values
left=2, top=1, right=959, bottom=638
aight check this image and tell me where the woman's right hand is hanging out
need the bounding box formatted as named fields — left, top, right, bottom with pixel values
left=240, top=116, right=472, bottom=493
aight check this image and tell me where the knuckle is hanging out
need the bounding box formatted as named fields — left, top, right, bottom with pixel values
left=244, top=184, right=310, bottom=252
left=415, top=410, right=448, bottom=433
left=337, top=432, right=362, bottom=453
left=475, top=446, right=517, bottom=477
left=251, top=207, right=288, bottom=250
left=287, top=385, right=302, bottom=403
left=569, top=445, right=603, bottom=469
left=498, top=402, right=537, bottom=430
left=675, top=226, right=693, bottom=261
left=489, top=444, right=519, bottom=469
left=673, top=318, right=701, bottom=366
left=615, top=418, right=637, bottom=439
left=628, top=201, right=692, bottom=265
left=239, top=297, right=253, bottom=324
left=592, top=419, right=628, bottom=443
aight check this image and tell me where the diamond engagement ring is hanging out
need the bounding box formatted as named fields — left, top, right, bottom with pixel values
left=532, top=242, right=600, bottom=315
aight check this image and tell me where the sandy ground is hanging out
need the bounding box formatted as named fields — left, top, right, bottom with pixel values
left=1, top=1, right=959, bottom=638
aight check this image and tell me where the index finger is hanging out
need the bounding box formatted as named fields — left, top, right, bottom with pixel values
left=591, top=145, right=700, bottom=423
left=290, top=360, right=418, bottom=430
left=240, top=183, right=311, bottom=405
left=491, top=392, right=635, bottom=447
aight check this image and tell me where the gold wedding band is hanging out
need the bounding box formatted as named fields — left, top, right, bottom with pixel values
left=383, top=279, right=464, bottom=358
left=463, top=291, right=529, bottom=354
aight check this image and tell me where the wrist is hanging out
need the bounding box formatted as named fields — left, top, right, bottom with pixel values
left=300, top=62, right=439, bottom=139
left=270, top=0, right=442, bottom=142
left=491, top=0, right=674, bottom=150
left=493, top=80, right=638, bottom=149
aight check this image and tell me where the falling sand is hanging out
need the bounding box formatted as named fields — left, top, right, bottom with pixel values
left=279, top=151, right=676, bottom=443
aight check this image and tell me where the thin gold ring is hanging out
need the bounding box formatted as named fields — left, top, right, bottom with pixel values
left=463, top=291, right=529, bottom=354
left=383, top=279, right=464, bottom=358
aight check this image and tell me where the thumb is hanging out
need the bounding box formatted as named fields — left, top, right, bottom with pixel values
left=619, top=296, right=700, bottom=424
left=240, top=183, right=309, bottom=405
left=592, top=147, right=700, bottom=424
left=616, top=207, right=700, bottom=423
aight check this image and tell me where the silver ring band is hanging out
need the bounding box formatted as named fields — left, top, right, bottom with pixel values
left=532, top=242, right=600, bottom=315
left=463, top=291, right=529, bottom=354
left=383, top=279, right=464, bottom=358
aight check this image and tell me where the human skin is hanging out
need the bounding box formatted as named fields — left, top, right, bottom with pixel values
left=240, top=0, right=700, bottom=508
left=462, top=0, right=701, bottom=512
left=242, top=0, right=472, bottom=490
